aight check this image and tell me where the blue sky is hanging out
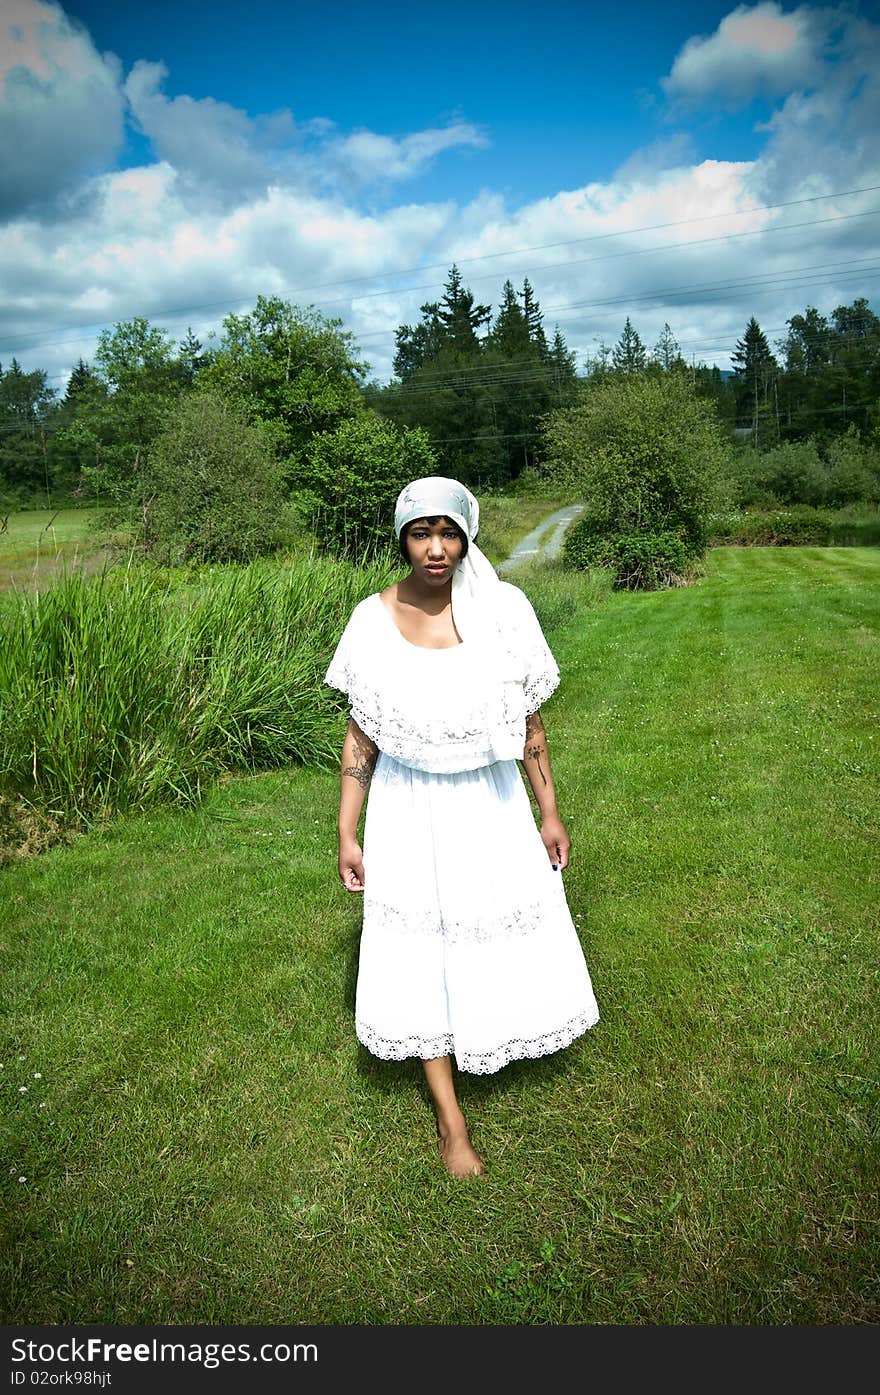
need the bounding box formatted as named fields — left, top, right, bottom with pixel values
left=2, top=0, right=879, bottom=388
left=63, top=0, right=774, bottom=201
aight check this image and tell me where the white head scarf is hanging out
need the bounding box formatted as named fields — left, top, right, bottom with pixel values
left=393, top=476, right=500, bottom=642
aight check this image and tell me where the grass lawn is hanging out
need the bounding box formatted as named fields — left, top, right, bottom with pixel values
left=1, top=546, right=878, bottom=1324
left=0, top=507, right=119, bottom=597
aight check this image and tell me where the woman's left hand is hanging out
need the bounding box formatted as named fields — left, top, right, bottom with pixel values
left=540, top=814, right=571, bottom=871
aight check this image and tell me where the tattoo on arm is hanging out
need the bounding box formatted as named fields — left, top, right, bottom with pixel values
left=524, top=710, right=547, bottom=787
left=342, top=724, right=378, bottom=790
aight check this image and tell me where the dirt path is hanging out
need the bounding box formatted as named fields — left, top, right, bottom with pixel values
left=497, top=503, right=584, bottom=574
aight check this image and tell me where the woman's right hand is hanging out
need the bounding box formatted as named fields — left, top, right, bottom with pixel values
left=339, top=836, right=365, bottom=893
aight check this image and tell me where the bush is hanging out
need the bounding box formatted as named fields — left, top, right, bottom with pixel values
left=753, top=440, right=828, bottom=506
left=706, top=503, right=880, bottom=546
left=825, top=427, right=880, bottom=505
left=543, top=370, right=726, bottom=587
left=138, top=391, right=287, bottom=564
left=303, top=411, right=436, bottom=558
left=563, top=521, right=694, bottom=590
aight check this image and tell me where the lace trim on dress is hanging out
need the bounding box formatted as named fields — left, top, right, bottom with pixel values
left=523, top=666, right=560, bottom=714
left=332, top=664, right=500, bottom=774
left=356, top=1010, right=597, bottom=1074
left=362, top=895, right=557, bottom=944
left=356, top=1022, right=455, bottom=1062
left=456, top=1010, right=597, bottom=1074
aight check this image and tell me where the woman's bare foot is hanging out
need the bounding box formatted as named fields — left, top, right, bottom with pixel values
left=437, top=1124, right=486, bottom=1178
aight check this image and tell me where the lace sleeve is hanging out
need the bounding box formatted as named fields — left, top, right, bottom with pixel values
left=498, top=582, right=560, bottom=714
left=324, top=599, right=368, bottom=699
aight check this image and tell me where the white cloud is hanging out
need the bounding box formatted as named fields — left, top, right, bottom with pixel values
left=324, top=122, right=488, bottom=189
left=662, top=2, right=829, bottom=106
left=0, top=0, right=125, bottom=216
left=123, top=60, right=298, bottom=206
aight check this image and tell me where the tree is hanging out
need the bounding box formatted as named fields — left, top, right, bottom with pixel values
left=548, top=328, right=579, bottom=400
left=54, top=319, right=187, bottom=507
left=490, top=281, right=531, bottom=358
left=0, top=359, right=57, bottom=504
left=436, top=264, right=492, bottom=355
left=612, top=317, right=647, bottom=375
left=137, top=390, right=287, bottom=565
left=393, top=305, right=443, bottom=382
left=732, top=316, right=778, bottom=448
left=543, top=371, right=729, bottom=586
left=304, top=411, right=436, bottom=557
left=652, top=323, right=682, bottom=372
left=200, top=296, right=366, bottom=481
left=520, top=278, right=548, bottom=357
left=177, top=327, right=208, bottom=386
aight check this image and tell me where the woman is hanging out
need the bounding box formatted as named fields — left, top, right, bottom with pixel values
left=325, top=477, right=599, bottom=1177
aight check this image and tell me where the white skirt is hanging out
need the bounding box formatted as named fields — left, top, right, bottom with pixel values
left=356, top=754, right=599, bottom=1074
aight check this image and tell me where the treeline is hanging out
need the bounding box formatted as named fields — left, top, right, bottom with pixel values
left=1, top=267, right=878, bottom=530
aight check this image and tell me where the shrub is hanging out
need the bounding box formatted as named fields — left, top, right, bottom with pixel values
left=138, top=391, right=286, bottom=564
left=705, top=503, right=880, bottom=546
left=543, top=370, right=726, bottom=587
left=304, top=411, right=436, bottom=558
left=0, top=553, right=397, bottom=841
left=753, top=440, right=828, bottom=505
left=563, top=521, right=694, bottom=590
left=824, top=427, right=880, bottom=505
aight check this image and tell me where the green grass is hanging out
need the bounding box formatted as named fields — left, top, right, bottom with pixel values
left=0, top=507, right=119, bottom=597
left=0, top=552, right=399, bottom=848
left=2, top=545, right=877, bottom=1324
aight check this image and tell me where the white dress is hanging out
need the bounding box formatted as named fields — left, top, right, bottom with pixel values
left=325, top=587, right=599, bottom=1074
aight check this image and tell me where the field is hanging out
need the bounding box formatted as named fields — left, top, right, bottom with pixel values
left=2, top=541, right=877, bottom=1324
left=0, top=507, right=116, bottom=600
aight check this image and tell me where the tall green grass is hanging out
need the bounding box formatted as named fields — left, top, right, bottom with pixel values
left=0, top=552, right=397, bottom=837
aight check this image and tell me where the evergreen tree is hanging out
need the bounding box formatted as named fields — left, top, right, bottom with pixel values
left=393, top=303, right=443, bottom=381
left=548, top=328, right=579, bottom=400
left=612, top=317, right=647, bottom=374
left=827, top=298, right=880, bottom=434
left=63, top=358, right=102, bottom=405
left=436, top=264, right=491, bottom=354
left=490, top=280, right=531, bottom=357
left=653, top=323, right=682, bottom=371
left=731, top=317, right=778, bottom=448
left=520, top=278, right=548, bottom=357
left=177, top=327, right=207, bottom=385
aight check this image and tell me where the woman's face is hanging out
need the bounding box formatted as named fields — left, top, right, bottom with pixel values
left=404, top=517, right=464, bottom=585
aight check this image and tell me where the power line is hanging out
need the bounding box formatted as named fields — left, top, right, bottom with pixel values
left=2, top=185, right=880, bottom=354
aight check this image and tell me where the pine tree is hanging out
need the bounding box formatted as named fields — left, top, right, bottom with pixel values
left=520, top=278, right=548, bottom=357
left=612, top=317, right=646, bottom=374
left=732, top=316, right=778, bottom=447
left=653, top=323, right=681, bottom=371
left=490, top=280, right=531, bottom=357
left=62, top=359, right=102, bottom=405
left=548, top=328, right=578, bottom=398
left=393, top=304, right=442, bottom=381
left=177, top=327, right=206, bottom=385
left=436, top=264, right=491, bottom=355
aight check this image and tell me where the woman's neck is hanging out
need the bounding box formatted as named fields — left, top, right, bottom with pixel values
left=397, top=571, right=454, bottom=613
